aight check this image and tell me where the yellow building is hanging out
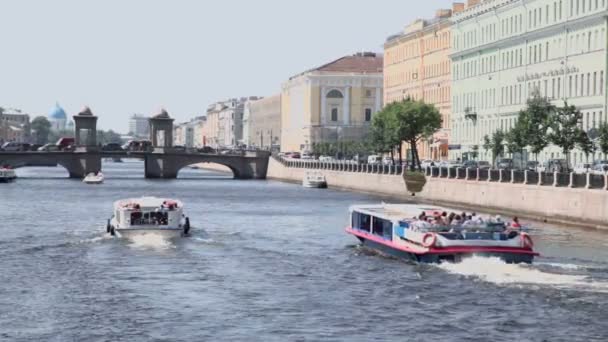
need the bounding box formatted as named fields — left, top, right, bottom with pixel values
left=384, top=5, right=463, bottom=161
left=280, top=52, right=383, bottom=152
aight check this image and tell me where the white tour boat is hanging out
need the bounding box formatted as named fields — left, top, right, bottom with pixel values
left=302, top=171, right=327, bottom=188
left=83, top=172, right=104, bottom=184
left=347, top=204, right=538, bottom=264
left=0, top=167, right=17, bottom=183
left=107, top=196, right=191, bottom=238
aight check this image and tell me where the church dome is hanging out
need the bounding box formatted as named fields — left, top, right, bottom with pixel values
left=48, top=103, right=67, bottom=120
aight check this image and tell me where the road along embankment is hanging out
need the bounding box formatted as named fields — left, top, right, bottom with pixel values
left=267, top=158, right=608, bottom=230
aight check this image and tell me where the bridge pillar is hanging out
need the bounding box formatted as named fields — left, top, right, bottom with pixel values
left=149, top=109, right=174, bottom=151
left=65, top=153, right=102, bottom=178
left=144, top=154, right=180, bottom=179
left=73, top=107, right=98, bottom=148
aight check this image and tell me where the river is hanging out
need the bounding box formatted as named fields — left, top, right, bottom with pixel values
left=1, top=161, right=607, bottom=341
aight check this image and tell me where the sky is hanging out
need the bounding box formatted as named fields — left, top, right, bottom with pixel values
left=0, top=0, right=454, bottom=132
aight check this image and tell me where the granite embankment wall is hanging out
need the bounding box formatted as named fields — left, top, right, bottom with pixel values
left=266, top=158, right=608, bottom=230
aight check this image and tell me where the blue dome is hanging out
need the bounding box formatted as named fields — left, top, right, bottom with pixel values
left=48, top=104, right=67, bottom=119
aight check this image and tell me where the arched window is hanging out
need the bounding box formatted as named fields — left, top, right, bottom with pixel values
left=326, top=89, right=344, bottom=98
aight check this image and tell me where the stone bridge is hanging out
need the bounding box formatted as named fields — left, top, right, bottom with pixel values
left=0, top=106, right=270, bottom=179
left=0, top=150, right=271, bottom=179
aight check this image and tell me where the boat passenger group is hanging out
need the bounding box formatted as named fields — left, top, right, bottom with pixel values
left=410, top=211, right=522, bottom=232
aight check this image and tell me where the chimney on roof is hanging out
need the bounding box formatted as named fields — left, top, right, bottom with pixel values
left=452, top=2, right=465, bottom=13
left=435, top=8, right=453, bottom=18
left=466, top=0, right=480, bottom=8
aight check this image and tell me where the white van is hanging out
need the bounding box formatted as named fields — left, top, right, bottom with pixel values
left=367, top=155, right=382, bottom=165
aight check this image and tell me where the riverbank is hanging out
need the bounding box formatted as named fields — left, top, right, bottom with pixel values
left=267, top=158, right=608, bottom=230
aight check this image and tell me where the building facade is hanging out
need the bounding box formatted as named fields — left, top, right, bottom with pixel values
left=450, top=0, right=608, bottom=163
left=384, top=6, right=458, bottom=161
left=245, top=94, right=281, bottom=150
left=0, top=108, right=31, bottom=143
left=281, top=52, right=383, bottom=152
left=129, top=114, right=150, bottom=138
left=204, top=97, right=260, bottom=148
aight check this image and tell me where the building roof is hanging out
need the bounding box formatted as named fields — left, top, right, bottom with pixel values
left=48, top=103, right=67, bottom=119
left=77, top=106, right=94, bottom=116
left=290, top=52, right=383, bottom=80
left=152, top=108, right=171, bottom=119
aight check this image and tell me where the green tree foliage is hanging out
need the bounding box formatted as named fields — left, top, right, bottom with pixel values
left=505, top=110, right=529, bottom=166
left=548, top=102, right=591, bottom=168
left=370, top=103, right=400, bottom=159
left=30, top=116, right=52, bottom=144
left=372, top=98, right=442, bottom=170
left=483, top=130, right=505, bottom=166
left=597, top=122, right=608, bottom=158
left=97, top=130, right=122, bottom=145
left=524, top=91, right=554, bottom=159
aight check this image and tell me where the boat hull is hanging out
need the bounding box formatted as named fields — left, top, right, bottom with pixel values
left=302, top=180, right=327, bottom=188
left=115, top=228, right=185, bottom=239
left=0, top=177, right=16, bottom=183
left=349, top=229, right=536, bottom=264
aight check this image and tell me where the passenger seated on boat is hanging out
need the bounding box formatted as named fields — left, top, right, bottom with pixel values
left=510, top=217, right=522, bottom=229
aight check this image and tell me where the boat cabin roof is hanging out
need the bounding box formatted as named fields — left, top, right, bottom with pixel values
left=113, top=196, right=184, bottom=211
left=350, top=204, right=444, bottom=222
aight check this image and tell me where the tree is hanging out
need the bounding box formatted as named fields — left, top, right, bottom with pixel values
left=523, top=91, right=554, bottom=160
left=548, top=102, right=590, bottom=169
left=505, top=111, right=529, bottom=167
left=393, top=98, right=442, bottom=171
left=370, top=103, right=400, bottom=160
left=597, top=122, right=608, bottom=159
left=483, top=130, right=505, bottom=167
left=30, top=116, right=52, bottom=145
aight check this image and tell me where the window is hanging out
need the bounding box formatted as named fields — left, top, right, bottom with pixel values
left=365, top=89, right=373, bottom=97
left=352, top=212, right=371, bottom=232
left=331, top=108, right=338, bottom=122
left=372, top=217, right=393, bottom=239
left=365, top=108, right=372, bottom=122
left=326, top=89, right=344, bottom=98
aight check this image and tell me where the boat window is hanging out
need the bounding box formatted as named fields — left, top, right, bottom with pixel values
left=130, top=211, right=169, bottom=225
left=372, top=217, right=393, bottom=239
left=352, top=211, right=371, bottom=232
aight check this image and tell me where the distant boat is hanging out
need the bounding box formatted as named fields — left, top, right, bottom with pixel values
left=302, top=171, right=327, bottom=188
left=0, top=167, right=17, bottom=183
left=107, top=197, right=191, bottom=238
left=83, top=172, right=104, bottom=184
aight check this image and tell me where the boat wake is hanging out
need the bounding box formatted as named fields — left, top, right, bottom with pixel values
left=437, top=256, right=608, bottom=292
left=127, top=233, right=174, bottom=250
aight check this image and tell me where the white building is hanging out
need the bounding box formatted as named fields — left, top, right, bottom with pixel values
left=206, top=97, right=260, bottom=148
left=450, top=0, right=608, bottom=163
left=129, top=114, right=150, bottom=138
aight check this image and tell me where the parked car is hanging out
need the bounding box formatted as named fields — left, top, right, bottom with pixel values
left=573, top=163, right=593, bottom=174
left=497, top=158, right=514, bottom=170
left=102, top=143, right=124, bottom=151
left=38, top=143, right=59, bottom=152
left=478, top=161, right=492, bottom=170
left=291, top=152, right=301, bottom=159
left=525, top=161, right=539, bottom=171
left=420, top=160, right=435, bottom=168
left=367, top=155, right=382, bottom=165
left=462, top=160, right=478, bottom=169
left=301, top=151, right=313, bottom=160
left=198, top=146, right=216, bottom=154
left=440, top=160, right=463, bottom=168
left=1, top=142, right=30, bottom=151
left=382, top=157, right=393, bottom=165
left=319, top=155, right=334, bottom=162
left=29, top=144, right=42, bottom=151
left=56, top=137, right=75, bottom=151
left=539, top=159, right=570, bottom=173
left=592, top=163, right=608, bottom=175
left=123, top=139, right=152, bottom=152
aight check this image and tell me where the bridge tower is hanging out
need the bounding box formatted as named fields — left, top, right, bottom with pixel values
left=67, top=106, right=101, bottom=178
left=148, top=109, right=174, bottom=151
left=73, top=107, right=98, bottom=148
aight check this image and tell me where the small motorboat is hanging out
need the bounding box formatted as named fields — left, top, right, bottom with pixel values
left=303, top=171, right=327, bottom=188
left=0, top=167, right=17, bottom=183
left=107, top=196, right=191, bottom=238
left=347, top=204, right=538, bottom=264
left=83, top=172, right=104, bottom=184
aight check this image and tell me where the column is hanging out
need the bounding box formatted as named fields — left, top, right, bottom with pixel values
left=343, top=86, right=350, bottom=125
left=375, top=87, right=382, bottom=112
left=321, top=86, right=327, bottom=124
